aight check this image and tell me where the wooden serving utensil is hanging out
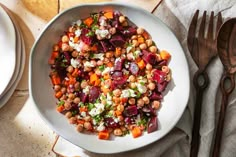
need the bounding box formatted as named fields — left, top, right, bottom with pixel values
left=212, top=18, right=236, bottom=157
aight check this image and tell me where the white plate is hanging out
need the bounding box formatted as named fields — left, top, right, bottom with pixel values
left=30, top=3, right=190, bottom=154
left=0, top=14, right=25, bottom=108
left=0, top=6, right=16, bottom=97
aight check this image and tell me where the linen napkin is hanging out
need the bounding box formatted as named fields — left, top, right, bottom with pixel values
left=53, top=1, right=236, bottom=157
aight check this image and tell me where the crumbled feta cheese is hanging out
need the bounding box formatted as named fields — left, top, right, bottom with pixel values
left=91, top=53, right=104, bottom=60
left=106, top=93, right=112, bottom=105
left=137, top=83, right=147, bottom=94
left=100, top=19, right=107, bottom=27
left=102, top=67, right=111, bottom=76
left=81, top=111, right=86, bottom=117
left=82, top=86, right=90, bottom=94
left=76, top=20, right=82, bottom=26
left=84, top=61, right=95, bottom=68
left=95, top=29, right=109, bottom=38
left=121, top=89, right=137, bottom=98
left=70, top=58, right=81, bottom=68
left=75, top=29, right=82, bottom=37
left=97, top=122, right=105, bottom=131
left=89, top=103, right=105, bottom=117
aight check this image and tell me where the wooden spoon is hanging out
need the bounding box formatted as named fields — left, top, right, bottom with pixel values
left=212, top=18, right=236, bottom=157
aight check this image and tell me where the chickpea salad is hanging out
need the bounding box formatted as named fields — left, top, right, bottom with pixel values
left=48, top=10, right=171, bottom=140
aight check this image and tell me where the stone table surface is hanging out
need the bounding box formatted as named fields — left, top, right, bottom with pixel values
left=0, top=0, right=161, bottom=156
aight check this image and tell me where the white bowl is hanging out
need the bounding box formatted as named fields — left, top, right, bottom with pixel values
left=29, top=2, right=190, bottom=154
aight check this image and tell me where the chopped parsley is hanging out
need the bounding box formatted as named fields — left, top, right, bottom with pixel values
left=98, top=65, right=105, bottom=71
left=57, top=100, right=65, bottom=106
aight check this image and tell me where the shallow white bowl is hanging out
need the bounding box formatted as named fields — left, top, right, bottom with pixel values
left=29, top=2, right=190, bottom=154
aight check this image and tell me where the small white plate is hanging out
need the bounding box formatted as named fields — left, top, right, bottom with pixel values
left=0, top=6, right=16, bottom=97
left=0, top=7, right=25, bottom=108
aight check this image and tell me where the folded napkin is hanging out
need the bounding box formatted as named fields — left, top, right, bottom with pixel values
left=53, top=1, right=236, bottom=157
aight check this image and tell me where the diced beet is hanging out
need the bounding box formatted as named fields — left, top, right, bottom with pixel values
left=111, top=71, right=123, bottom=79
left=147, top=116, right=158, bottom=133
left=157, top=60, right=167, bottom=66
left=112, top=76, right=127, bottom=86
left=63, top=52, right=71, bottom=65
left=100, top=40, right=114, bottom=52
left=79, top=92, right=88, bottom=103
left=109, top=35, right=125, bottom=47
left=81, top=28, right=93, bottom=45
left=150, top=91, right=163, bottom=100
left=142, top=50, right=157, bottom=65
left=104, top=117, right=119, bottom=129
left=157, top=81, right=169, bottom=92
left=123, top=105, right=138, bottom=117
left=88, top=87, right=100, bottom=102
left=142, top=105, right=156, bottom=116
left=114, top=58, right=124, bottom=71
left=124, top=117, right=132, bottom=124
left=120, top=27, right=137, bottom=37
left=113, top=11, right=122, bottom=18
left=152, top=69, right=167, bottom=84
left=129, top=62, right=139, bottom=75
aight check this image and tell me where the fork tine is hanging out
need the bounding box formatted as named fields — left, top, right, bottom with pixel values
left=216, top=12, right=223, bottom=33
left=198, top=11, right=207, bottom=39
left=187, top=10, right=199, bottom=53
left=207, top=12, right=214, bottom=39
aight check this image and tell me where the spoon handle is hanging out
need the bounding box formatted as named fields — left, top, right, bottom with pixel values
left=190, top=70, right=209, bottom=157
left=212, top=73, right=235, bottom=157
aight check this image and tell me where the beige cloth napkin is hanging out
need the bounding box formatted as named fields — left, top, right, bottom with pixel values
left=53, top=1, right=236, bottom=157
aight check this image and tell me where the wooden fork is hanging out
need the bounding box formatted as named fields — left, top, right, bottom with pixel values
left=187, top=10, right=223, bottom=157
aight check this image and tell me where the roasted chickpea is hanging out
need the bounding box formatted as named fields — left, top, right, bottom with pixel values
left=65, top=111, right=72, bottom=119
left=117, top=104, right=124, bottom=112
left=67, top=65, right=74, bottom=73
left=76, top=124, right=84, bottom=132
left=54, top=85, right=61, bottom=92
left=84, top=116, right=91, bottom=122
left=131, top=35, right=138, bottom=40
left=117, top=115, right=124, bottom=121
left=61, top=35, right=69, bottom=43
left=142, top=96, right=150, bottom=104
left=146, top=63, right=153, bottom=71
left=61, top=43, right=70, bottom=51
left=149, top=45, right=157, bottom=53
left=128, top=98, right=136, bottom=105
left=130, top=82, right=137, bottom=89
left=84, top=122, right=92, bottom=130
left=166, top=73, right=171, bottom=82
left=152, top=100, right=160, bottom=110
left=80, top=81, right=88, bottom=89
left=69, top=117, right=77, bottom=124
left=109, top=27, right=116, bottom=35
left=137, top=99, right=145, bottom=108
left=146, top=39, right=153, bottom=47
left=61, top=87, right=67, bottom=94
left=64, top=101, right=72, bottom=110
left=162, top=66, right=170, bottom=73
left=129, top=75, right=136, bottom=82
left=132, top=40, right=139, bottom=47
left=114, top=128, right=123, bottom=136
left=113, top=89, right=122, bottom=97
left=113, top=96, right=121, bottom=104
left=119, top=16, right=126, bottom=23
left=74, top=82, right=80, bottom=90
left=148, top=82, right=156, bottom=90
left=139, top=43, right=147, bottom=50
left=72, top=50, right=79, bottom=57
left=137, top=27, right=144, bottom=35
left=68, top=93, right=75, bottom=100
left=73, top=97, right=80, bottom=104
left=105, top=51, right=113, bottom=58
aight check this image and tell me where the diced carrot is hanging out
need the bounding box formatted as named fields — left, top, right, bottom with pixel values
left=90, top=73, right=100, bottom=86
left=115, top=110, right=122, bottom=116
left=48, top=51, right=59, bottom=64
left=74, top=36, right=79, bottom=43
left=137, top=59, right=146, bottom=70
left=55, top=91, right=63, bottom=99
left=51, top=74, right=61, bottom=85
left=84, top=17, right=93, bottom=27
left=101, top=86, right=110, bottom=95
left=106, top=62, right=113, bottom=67
left=103, top=73, right=110, bottom=80
left=104, top=11, right=113, bottom=19
left=77, top=119, right=85, bottom=124
left=115, top=47, right=122, bottom=57
left=131, top=126, right=142, bottom=138
left=138, top=37, right=145, bottom=44
left=56, top=105, right=65, bottom=112
left=79, top=106, right=88, bottom=113
left=160, top=50, right=171, bottom=61
left=90, top=45, right=98, bottom=51
left=98, top=130, right=110, bottom=140
left=72, top=68, right=79, bottom=77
